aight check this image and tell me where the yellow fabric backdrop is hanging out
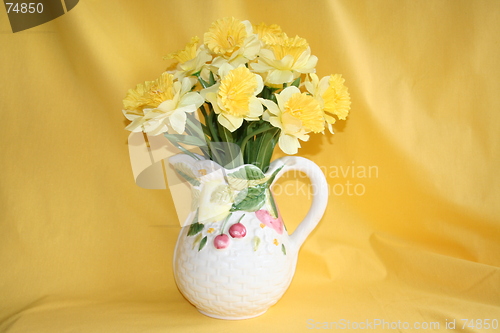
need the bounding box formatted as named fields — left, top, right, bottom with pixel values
left=1, top=0, right=499, bottom=332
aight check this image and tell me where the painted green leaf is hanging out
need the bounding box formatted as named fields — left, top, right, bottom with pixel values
left=173, top=163, right=200, bottom=186
left=252, top=236, right=261, bottom=251
left=266, top=188, right=279, bottom=219
left=210, top=185, right=233, bottom=205
left=228, top=165, right=265, bottom=181
left=199, top=236, right=208, bottom=251
left=227, top=176, right=268, bottom=191
left=226, top=177, right=249, bottom=191
left=192, top=233, right=203, bottom=250
left=187, top=222, right=204, bottom=236
left=230, top=185, right=266, bottom=212
left=281, top=244, right=287, bottom=255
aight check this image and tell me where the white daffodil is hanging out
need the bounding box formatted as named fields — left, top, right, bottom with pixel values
left=201, top=64, right=264, bottom=132
left=251, top=34, right=318, bottom=85
left=305, top=73, right=351, bottom=133
left=123, top=73, right=204, bottom=135
left=261, top=86, right=325, bottom=154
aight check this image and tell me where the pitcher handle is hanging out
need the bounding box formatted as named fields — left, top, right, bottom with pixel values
left=268, top=156, right=329, bottom=250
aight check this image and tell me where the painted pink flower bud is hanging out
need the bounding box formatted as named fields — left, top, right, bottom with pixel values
left=255, top=210, right=283, bottom=234
left=214, top=234, right=230, bottom=249
left=229, top=223, right=247, bottom=238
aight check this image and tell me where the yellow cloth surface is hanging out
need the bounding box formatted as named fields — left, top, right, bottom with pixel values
left=1, top=0, right=499, bottom=332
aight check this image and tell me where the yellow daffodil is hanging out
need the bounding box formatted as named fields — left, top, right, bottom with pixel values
left=165, top=36, right=212, bottom=79
left=261, top=86, right=324, bottom=154
left=123, top=73, right=204, bottom=135
left=204, top=17, right=260, bottom=69
left=251, top=33, right=317, bottom=85
left=201, top=64, right=264, bottom=132
left=305, top=73, right=351, bottom=133
left=123, top=72, right=174, bottom=113
left=123, top=72, right=174, bottom=132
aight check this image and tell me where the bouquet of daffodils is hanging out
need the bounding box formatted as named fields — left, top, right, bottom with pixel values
left=123, top=17, right=350, bottom=172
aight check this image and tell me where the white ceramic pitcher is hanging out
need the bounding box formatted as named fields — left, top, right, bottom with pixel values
left=170, top=154, right=328, bottom=320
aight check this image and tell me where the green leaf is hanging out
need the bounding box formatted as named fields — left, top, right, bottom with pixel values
left=228, top=165, right=265, bottom=181
left=199, top=236, right=208, bottom=251
left=252, top=236, right=261, bottom=251
left=230, top=185, right=266, bottom=212
left=281, top=244, right=287, bottom=255
left=164, top=133, right=206, bottom=147
left=187, top=222, right=204, bottom=236
left=291, top=77, right=301, bottom=88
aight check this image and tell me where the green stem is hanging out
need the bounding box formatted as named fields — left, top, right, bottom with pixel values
left=206, top=105, right=220, bottom=143
left=219, top=213, right=233, bottom=235
left=195, top=73, right=209, bottom=89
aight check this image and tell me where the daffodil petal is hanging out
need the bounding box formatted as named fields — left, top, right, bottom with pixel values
left=276, top=86, right=300, bottom=108
left=266, top=69, right=294, bottom=85
left=218, top=62, right=235, bottom=79
left=254, top=74, right=264, bottom=95
left=296, top=55, right=318, bottom=73
left=242, top=34, right=261, bottom=60
left=279, top=135, right=299, bottom=155
left=169, top=110, right=187, bottom=134
left=125, top=118, right=145, bottom=132
left=259, top=49, right=275, bottom=62
left=218, top=114, right=242, bottom=132
left=260, top=98, right=280, bottom=116
left=281, top=54, right=295, bottom=68
left=247, top=97, right=264, bottom=119
left=180, top=92, right=204, bottom=108
left=200, top=83, right=220, bottom=100
left=250, top=60, right=273, bottom=73
left=269, top=116, right=282, bottom=129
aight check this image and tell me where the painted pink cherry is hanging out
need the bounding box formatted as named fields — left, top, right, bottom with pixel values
left=229, top=223, right=247, bottom=238
left=255, top=210, right=284, bottom=234
left=214, top=234, right=230, bottom=249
